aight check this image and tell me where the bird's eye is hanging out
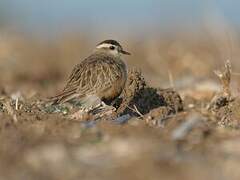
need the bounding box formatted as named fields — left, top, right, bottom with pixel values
left=109, top=46, right=115, bottom=50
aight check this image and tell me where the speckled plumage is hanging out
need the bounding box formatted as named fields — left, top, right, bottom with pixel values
left=51, top=44, right=128, bottom=107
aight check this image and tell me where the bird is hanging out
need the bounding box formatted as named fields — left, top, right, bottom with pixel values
left=51, top=39, right=130, bottom=111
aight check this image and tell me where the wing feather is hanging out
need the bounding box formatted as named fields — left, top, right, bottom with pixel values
left=51, top=52, right=124, bottom=104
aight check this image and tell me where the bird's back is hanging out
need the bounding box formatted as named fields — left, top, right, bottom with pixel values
left=51, top=51, right=127, bottom=105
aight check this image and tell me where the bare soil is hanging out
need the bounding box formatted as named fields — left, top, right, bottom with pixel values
left=1, top=34, right=240, bottom=180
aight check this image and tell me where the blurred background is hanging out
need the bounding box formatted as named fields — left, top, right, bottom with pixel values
left=1, top=0, right=240, bottom=37
left=1, top=1, right=240, bottom=180
left=0, top=0, right=240, bottom=95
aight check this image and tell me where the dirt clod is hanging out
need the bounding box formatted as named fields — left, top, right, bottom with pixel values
left=116, top=68, right=183, bottom=117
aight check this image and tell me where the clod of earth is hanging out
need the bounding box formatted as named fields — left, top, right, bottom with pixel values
left=115, top=68, right=183, bottom=118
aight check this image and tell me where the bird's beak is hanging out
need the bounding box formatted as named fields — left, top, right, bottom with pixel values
left=120, top=49, right=131, bottom=55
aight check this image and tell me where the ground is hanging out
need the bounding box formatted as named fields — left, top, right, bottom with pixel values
left=0, top=33, right=240, bottom=180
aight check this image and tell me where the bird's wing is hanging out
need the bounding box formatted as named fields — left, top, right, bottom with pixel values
left=51, top=54, right=122, bottom=104
left=50, top=63, right=85, bottom=104
left=86, top=58, right=123, bottom=94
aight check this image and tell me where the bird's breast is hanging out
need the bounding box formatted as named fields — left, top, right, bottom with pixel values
left=98, top=58, right=127, bottom=103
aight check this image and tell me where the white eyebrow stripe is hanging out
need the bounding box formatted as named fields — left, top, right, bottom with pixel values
left=96, top=43, right=116, bottom=49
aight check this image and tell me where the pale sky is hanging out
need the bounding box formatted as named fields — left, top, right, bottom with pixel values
left=0, top=0, right=239, bottom=36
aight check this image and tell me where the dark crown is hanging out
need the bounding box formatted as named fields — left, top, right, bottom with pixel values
left=97, top=39, right=122, bottom=48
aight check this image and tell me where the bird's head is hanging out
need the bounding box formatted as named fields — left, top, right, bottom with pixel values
left=95, top=39, right=131, bottom=57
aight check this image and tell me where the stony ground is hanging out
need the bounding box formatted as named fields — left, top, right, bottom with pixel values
left=1, top=34, right=240, bottom=180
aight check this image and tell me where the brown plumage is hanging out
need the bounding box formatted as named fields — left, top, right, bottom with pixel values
left=51, top=40, right=130, bottom=108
